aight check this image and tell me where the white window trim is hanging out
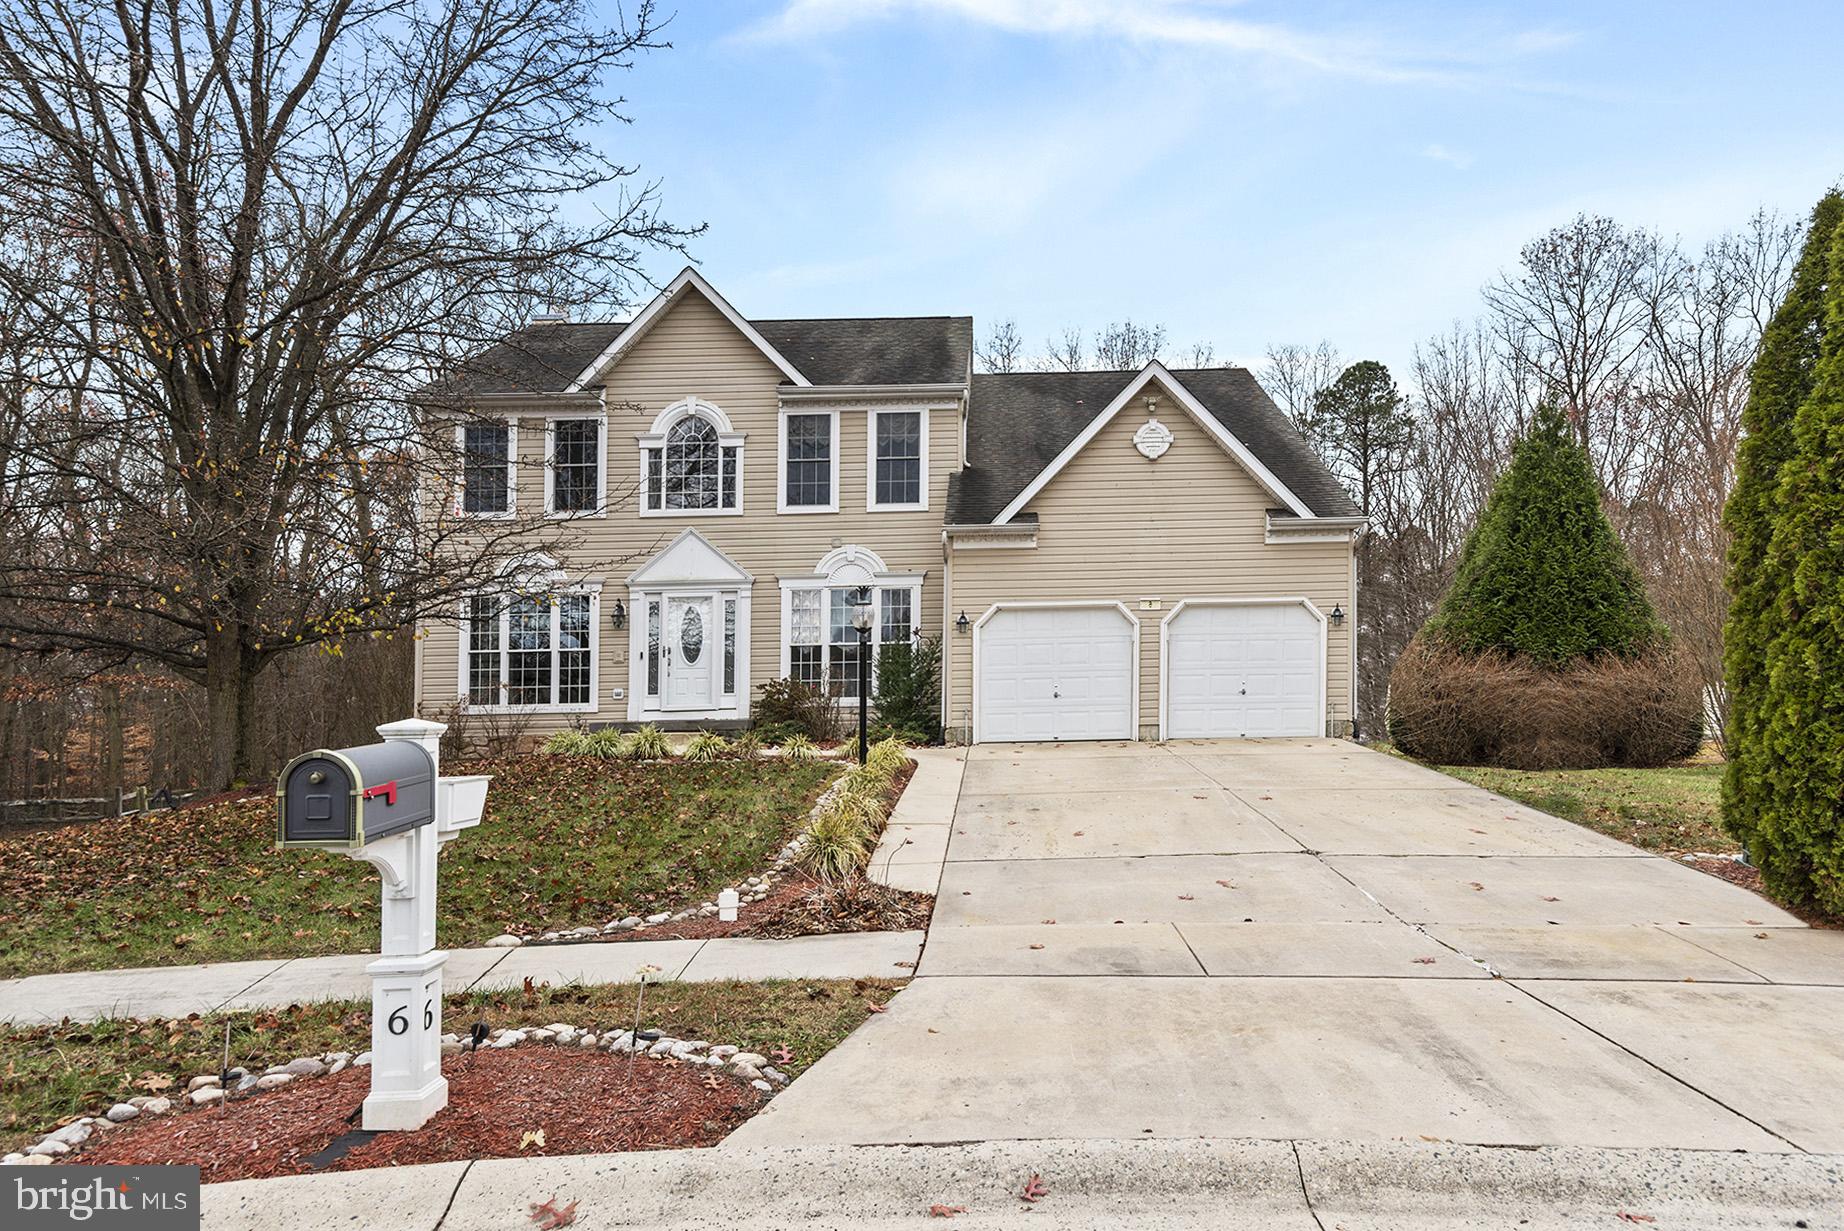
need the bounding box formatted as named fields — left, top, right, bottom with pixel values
left=623, top=583, right=751, bottom=722
left=1156, top=598, right=1327, bottom=742
left=778, top=573, right=925, bottom=698
left=777, top=406, right=840, bottom=514
left=866, top=407, right=929, bottom=512
left=542, top=415, right=608, bottom=519
left=456, top=581, right=602, bottom=714
left=637, top=396, right=746, bottom=518
left=454, top=419, right=518, bottom=520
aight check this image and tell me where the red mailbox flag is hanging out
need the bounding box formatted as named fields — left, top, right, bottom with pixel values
left=362, top=781, right=399, bottom=806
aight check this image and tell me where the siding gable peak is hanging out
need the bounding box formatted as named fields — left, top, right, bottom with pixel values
left=567, top=267, right=811, bottom=392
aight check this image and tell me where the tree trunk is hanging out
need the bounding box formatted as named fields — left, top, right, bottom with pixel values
left=204, top=629, right=253, bottom=790
left=100, top=681, right=124, bottom=814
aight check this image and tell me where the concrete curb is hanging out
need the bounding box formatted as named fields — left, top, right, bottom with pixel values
left=196, top=1138, right=1844, bottom=1231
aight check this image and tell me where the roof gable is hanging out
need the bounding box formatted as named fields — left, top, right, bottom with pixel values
left=627, top=528, right=753, bottom=587
left=570, top=267, right=809, bottom=390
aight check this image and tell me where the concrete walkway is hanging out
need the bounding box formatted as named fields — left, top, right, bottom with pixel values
left=0, top=930, right=923, bottom=1026
left=734, top=738, right=1844, bottom=1155
left=198, top=1137, right=1844, bottom=1230
left=867, top=745, right=966, bottom=895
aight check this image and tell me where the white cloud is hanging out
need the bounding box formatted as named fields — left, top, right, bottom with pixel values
left=744, top=0, right=1573, bottom=86
left=1419, top=143, right=1474, bottom=170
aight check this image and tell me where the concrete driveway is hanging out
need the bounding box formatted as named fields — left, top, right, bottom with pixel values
left=732, top=738, right=1844, bottom=1154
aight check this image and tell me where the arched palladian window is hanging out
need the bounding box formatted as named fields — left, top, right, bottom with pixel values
left=640, top=398, right=742, bottom=514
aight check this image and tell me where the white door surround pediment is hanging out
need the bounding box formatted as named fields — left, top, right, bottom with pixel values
left=627, top=528, right=753, bottom=587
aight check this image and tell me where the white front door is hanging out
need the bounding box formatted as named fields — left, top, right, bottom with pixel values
left=663, top=594, right=716, bottom=710
left=976, top=606, right=1135, bottom=742
left=1164, top=602, right=1323, bottom=738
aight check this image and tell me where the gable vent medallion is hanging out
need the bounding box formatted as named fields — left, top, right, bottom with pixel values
left=1133, top=418, right=1173, bottom=460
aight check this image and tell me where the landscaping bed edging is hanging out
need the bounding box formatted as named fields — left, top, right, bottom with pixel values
left=1, top=1019, right=791, bottom=1169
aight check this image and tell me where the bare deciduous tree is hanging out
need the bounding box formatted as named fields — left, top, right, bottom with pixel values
left=1042, top=327, right=1086, bottom=372
left=1257, top=341, right=1343, bottom=434
left=976, top=318, right=1026, bottom=373
left=1092, top=319, right=1167, bottom=369
left=0, top=0, right=695, bottom=785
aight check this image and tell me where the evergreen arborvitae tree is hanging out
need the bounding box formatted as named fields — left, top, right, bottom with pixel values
left=1426, top=402, right=1665, bottom=664
left=1745, top=212, right=1844, bottom=912
left=1723, top=191, right=1844, bottom=866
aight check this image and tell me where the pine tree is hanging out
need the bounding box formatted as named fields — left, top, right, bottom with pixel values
left=1746, top=213, right=1844, bottom=911
left=1426, top=402, right=1665, bottom=664
left=1306, top=360, right=1415, bottom=518
left=1723, top=191, right=1844, bottom=862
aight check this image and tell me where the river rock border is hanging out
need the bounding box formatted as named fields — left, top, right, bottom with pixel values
left=488, top=763, right=857, bottom=948
left=0, top=1021, right=789, bottom=1167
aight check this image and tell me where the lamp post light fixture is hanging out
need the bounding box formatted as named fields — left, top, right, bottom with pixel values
left=849, top=585, right=873, bottom=765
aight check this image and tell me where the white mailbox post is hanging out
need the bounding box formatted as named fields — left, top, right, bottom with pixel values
left=276, top=718, right=489, bottom=1132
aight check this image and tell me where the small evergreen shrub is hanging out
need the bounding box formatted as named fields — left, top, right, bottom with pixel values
left=754, top=677, right=839, bottom=741
left=874, top=636, right=943, bottom=743
left=622, top=725, right=671, bottom=760
left=683, top=731, right=728, bottom=762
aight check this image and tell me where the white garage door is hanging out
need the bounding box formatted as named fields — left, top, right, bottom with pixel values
left=1165, top=602, right=1323, bottom=738
left=977, top=606, right=1135, bottom=743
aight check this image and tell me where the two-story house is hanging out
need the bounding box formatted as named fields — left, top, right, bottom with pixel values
left=414, top=269, right=1364, bottom=745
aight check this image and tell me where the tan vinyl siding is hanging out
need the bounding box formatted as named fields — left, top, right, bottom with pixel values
left=943, top=376, right=1356, bottom=742
left=416, top=290, right=955, bottom=735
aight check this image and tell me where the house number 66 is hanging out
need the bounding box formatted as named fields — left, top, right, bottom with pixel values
left=387, top=1000, right=435, bottom=1035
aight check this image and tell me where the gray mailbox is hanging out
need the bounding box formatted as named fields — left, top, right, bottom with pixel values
left=277, top=741, right=436, bottom=850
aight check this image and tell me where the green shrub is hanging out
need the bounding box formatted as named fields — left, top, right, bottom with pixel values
left=541, top=730, right=595, bottom=756
left=1425, top=402, right=1666, bottom=664
left=584, top=728, right=627, bottom=758
left=874, top=635, right=942, bottom=743
left=1724, top=191, right=1844, bottom=907
left=754, top=677, right=839, bottom=741
left=683, top=730, right=729, bottom=762
left=623, top=725, right=671, bottom=760
left=1734, top=205, right=1844, bottom=913
left=780, top=734, right=818, bottom=762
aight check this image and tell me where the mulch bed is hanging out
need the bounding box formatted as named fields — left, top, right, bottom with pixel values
left=69, top=1049, right=763, bottom=1183
left=1686, top=857, right=1841, bottom=929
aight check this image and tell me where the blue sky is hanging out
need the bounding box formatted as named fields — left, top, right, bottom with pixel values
left=609, top=0, right=1844, bottom=374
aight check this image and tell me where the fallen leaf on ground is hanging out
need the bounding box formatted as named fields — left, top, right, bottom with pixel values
left=1745, top=920, right=1763, bottom=925
left=136, top=1074, right=173, bottom=1093
left=928, top=1204, right=968, bottom=1218
left=1042, top=918, right=1056, bottom=924
left=1754, top=932, right=1769, bottom=939
left=1072, top=830, right=1085, bottom=836
left=1216, top=880, right=1235, bottom=888
left=1019, top=1175, right=1050, bottom=1203
left=1412, top=957, right=1438, bottom=965
left=1177, top=894, right=1195, bottom=901
left=771, top=1045, right=795, bottom=1064
left=1615, top=1213, right=1656, bottom=1224
left=1469, top=882, right=1485, bottom=891
left=1541, top=896, right=1560, bottom=902
left=519, top=1129, right=547, bottom=1150
left=528, top=1196, right=578, bottom=1229
left=866, top=1001, right=887, bottom=1013
left=1029, top=943, right=1045, bottom=950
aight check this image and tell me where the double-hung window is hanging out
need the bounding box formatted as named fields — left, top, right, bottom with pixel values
left=460, top=421, right=514, bottom=516
left=547, top=418, right=603, bottom=515
left=868, top=409, right=926, bottom=510
left=780, top=410, right=837, bottom=512
left=464, top=590, right=596, bottom=709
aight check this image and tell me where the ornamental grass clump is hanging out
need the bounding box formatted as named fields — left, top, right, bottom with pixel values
left=541, top=730, right=595, bottom=756
left=780, top=734, right=818, bottom=762
left=583, top=728, right=627, bottom=758
left=798, top=786, right=885, bottom=884
left=622, top=725, right=672, bottom=761
left=1388, top=402, right=1701, bottom=769
left=683, top=731, right=729, bottom=762
left=732, top=730, right=763, bottom=761
left=867, top=736, right=909, bottom=780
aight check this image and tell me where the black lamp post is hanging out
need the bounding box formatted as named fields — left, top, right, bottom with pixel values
left=849, top=585, right=873, bottom=765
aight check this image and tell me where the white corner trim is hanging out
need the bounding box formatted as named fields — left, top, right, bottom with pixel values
left=970, top=601, right=1141, bottom=744
left=993, top=362, right=1314, bottom=524
left=1155, top=597, right=1327, bottom=743
left=567, top=267, right=810, bottom=391
left=453, top=418, right=518, bottom=520
left=777, top=406, right=841, bottom=514
left=1265, top=512, right=1367, bottom=543
left=866, top=406, right=930, bottom=512
left=541, top=414, right=608, bottom=519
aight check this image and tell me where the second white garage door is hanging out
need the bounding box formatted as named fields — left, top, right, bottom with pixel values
left=976, top=606, right=1135, bottom=743
left=1164, top=601, right=1323, bottom=738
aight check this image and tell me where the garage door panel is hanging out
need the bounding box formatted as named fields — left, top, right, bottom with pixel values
left=978, top=607, right=1134, bottom=743
left=1166, top=603, right=1323, bottom=739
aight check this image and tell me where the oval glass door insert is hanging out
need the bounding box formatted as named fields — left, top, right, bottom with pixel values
left=679, top=606, right=705, bottom=664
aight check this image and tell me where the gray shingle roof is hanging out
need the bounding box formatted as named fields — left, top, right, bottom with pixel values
left=948, top=368, right=1360, bottom=524
left=755, top=317, right=972, bottom=386
left=435, top=315, right=971, bottom=395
